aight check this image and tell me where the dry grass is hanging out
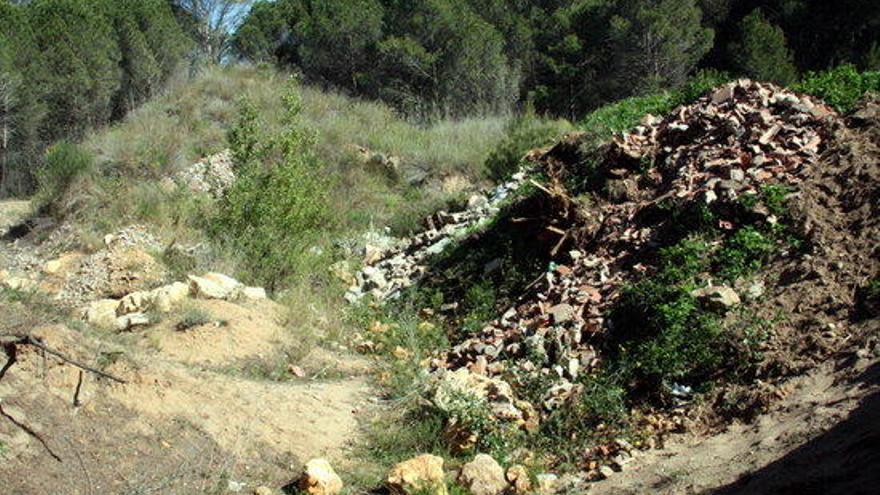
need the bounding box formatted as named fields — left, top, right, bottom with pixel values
left=62, top=64, right=509, bottom=245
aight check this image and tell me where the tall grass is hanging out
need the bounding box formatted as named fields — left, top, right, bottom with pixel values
left=56, top=65, right=510, bottom=246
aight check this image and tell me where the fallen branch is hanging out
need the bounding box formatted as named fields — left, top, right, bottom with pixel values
left=0, top=334, right=127, bottom=384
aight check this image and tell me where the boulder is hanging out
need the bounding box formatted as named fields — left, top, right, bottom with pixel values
left=85, top=299, right=121, bottom=329
left=188, top=273, right=243, bottom=300
left=117, top=290, right=155, bottom=316
left=115, top=312, right=150, bottom=331
left=152, top=282, right=190, bottom=312
left=387, top=454, right=447, bottom=495
left=431, top=368, right=523, bottom=423
left=298, top=458, right=343, bottom=495
left=242, top=286, right=267, bottom=300
left=506, top=466, right=531, bottom=495
left=118, top=282, right=190, bottom=315
left=458, top=454, right=507, bottom=495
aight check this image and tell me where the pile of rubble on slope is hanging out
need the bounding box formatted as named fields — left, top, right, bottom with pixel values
left=427, top=80, right=838, bottom=422
left=343, top=171, right=530, bottom=303
left=168, top=149, right=236, bottom=197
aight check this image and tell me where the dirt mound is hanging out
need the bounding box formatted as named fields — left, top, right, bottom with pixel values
left=742, top=95, right=880, bottom=378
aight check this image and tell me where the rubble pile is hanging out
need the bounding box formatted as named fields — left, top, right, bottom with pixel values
left=171, top=149, right=236, bottom=197
left=344, top=171, right=529, bottom=302
left=424, top=80, right=838, bottom=424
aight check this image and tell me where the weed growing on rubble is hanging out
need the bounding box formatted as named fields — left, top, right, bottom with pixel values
left=579, top=70, right=730, bottom=139
left=793, top=65, right=880, bottom=112
left=716, top=227, right=775, bottom=282
left=539, top=372, right=628, bottom=456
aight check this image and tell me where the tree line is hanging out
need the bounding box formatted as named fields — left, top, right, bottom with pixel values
left=0, top=0, right=191, bottom=195
left=234, top=0, right=880, bottom=119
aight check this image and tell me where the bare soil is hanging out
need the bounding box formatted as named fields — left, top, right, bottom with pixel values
left=0, top=297, right=373, bottom=494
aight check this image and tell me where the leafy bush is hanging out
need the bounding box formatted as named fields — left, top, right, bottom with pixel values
left=36, top=141, right=94, bottom=213
left=716, top=227, right=775, bottom=282
left=213, top=83, right=333, bottom=289
left=793, top=65, right=880, bottom=112
left=485, top=110, right=572, bottom=181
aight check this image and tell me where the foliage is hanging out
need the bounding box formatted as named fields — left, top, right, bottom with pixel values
left=540, top=372, right=628, bottom=454
left=579, top=70, right=730, bottom=138
left=35, top=141, right=94, bottom=213
left=715, top=226, right=775, bottom=282
left=175, top=305, right=212, bottom=331
left=485, top=109, right=572, bottom=180
left=0, top=0, right=190, bottom=196
left=609, top=0, right=715, bottom=94
left=298, top=0, right=384, bottom=91
left=730, top=8, right=798, bottom=85
left=213, top=81, right=332, bottom=289
left=793, top=65, right=880, bottom=112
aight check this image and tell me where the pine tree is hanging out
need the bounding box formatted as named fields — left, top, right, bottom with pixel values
left=730, top=8, right=798, bottom=85
left=298, top=0, right=384, bottom=90
left=611, top=0, right=715, bottom=94
left=28, top=0, right=122, bottom=139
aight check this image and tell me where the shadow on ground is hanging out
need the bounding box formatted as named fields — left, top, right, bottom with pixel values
left=710, top=362, right=880, bottom=495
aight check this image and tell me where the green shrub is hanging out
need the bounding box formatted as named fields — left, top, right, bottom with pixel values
left=579, top=70, right=730, bottom=139
left=580, top=92, right=675, bottom=139
left=716, top=226, right=775, bottom=282
left=485, top=110, right=572, bottom=181
left=793, top=65, right=880, bottom=112
left=175, top=306, right=211, bottom=332
left=213, top=83, right=333, bottom=289
left=36, top=142, right=94, bottom=212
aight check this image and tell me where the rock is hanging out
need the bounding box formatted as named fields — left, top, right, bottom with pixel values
left=535, top=474, right=558, bottom=495
left=425, top=238, right=452, bottom=256
left=329, top=261, right=356, bottom=286
left=691, top=285, right=741, bottom=310
left=118, top=282, right=190, bottom=315
left=253, top=487, right=274, bottom=495
left=152, top=282, right=190, bottom=312
left=174, top=149, right=236, bottom=197
left=458, top=454, right=507, bottom=495
left=547, top=304, right=575, bottom=324
left=387, top=454, right=447, bottom=495
left=298, top=458, right=344, bottom=495
left=242, top=286, right=267, bottom=300
left=467, top=194, right=489, bottom=210
left=361, top=266, right=388, bottom=290
left=117, top=290, right=155, bottom=315
left=506, top=466, right=531, bottom=495
left=364, top=244, right=384, bottom=265
left=432, top=368, right=523, bottom=423
left=188, top=273, right=243, bottom=300
left=598, top=465, right=615, bottom=479
left=85, top=299, right=121, bottom=329
left=115, top=312, right=150, bottom=331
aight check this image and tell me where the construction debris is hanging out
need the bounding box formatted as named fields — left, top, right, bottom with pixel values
left=344, top=171, right=529, bottom=302
left=420, top=80, right=837, bottom=425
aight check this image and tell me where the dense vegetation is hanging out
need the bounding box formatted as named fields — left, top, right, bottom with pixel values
left=0, top=0, right=190, bottom=195
left=235, top=0, right=880, bottom=118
